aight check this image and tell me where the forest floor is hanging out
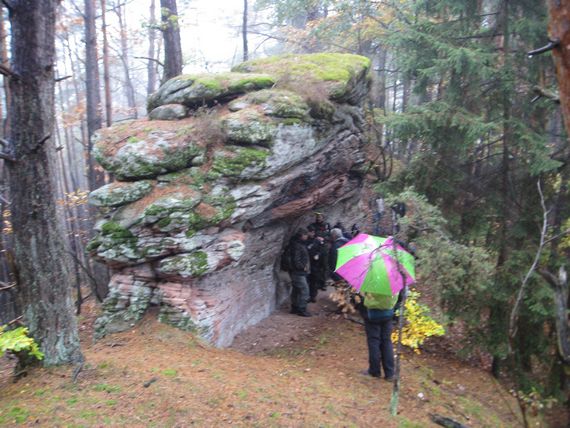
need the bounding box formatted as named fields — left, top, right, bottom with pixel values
left=0, top=289, right=560, bottom=427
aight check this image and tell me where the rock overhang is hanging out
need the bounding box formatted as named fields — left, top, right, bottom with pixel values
left=89, top=53, right=372, bottom=346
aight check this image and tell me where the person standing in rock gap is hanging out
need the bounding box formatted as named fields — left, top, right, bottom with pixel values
left=309, top=212, right=331, bottom=238
left=306, top=225, right=327, bottom=302
left=328, top=228, right=349, bottom=281
left=289, top=227, right=312, bottom=317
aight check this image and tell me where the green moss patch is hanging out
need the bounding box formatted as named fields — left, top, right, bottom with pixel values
left=159, top=251, right=209, bottom=277
left=221, top=109, right=276, bottom=146
left=147, top=73, right=276, bottom=111
left=210, top=147, right=270, bottom=178
left=228, top=89, right=311, bottom=121
left=232, top=53, right=370, bottom=103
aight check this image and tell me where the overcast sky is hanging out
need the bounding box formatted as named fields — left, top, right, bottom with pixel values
left=129, top=0, right=275, bottom=73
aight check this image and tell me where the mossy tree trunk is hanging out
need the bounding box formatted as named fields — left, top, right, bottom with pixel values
left=7, top=0, right=83, bottom=366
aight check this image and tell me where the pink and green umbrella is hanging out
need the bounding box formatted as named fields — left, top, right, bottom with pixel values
left=334, top=234, right=415, bottom=296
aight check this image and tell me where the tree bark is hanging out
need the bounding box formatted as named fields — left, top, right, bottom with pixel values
left=547, top=0, right=570, bottom=138
left=7, top=0, right=82, bottom=366
left=84, top=0, right=105, bottom=190
left=100, top=0, right=112, bottom=126
left=160, top=0, right=183, bottom=82
left=242, top=0, right=248, bottom=62
left=147, top=0, right=158, bottom=96
left=0, top=6, right=9, bottom=137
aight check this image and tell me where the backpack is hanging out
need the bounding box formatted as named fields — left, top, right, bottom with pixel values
left=364, top=293, right=399, bottom=322
left=280, top=243, right=293, bottom=272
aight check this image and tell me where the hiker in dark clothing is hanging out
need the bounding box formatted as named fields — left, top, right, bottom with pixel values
left=360, top=293, right=398, bottom=380
left=332, top=222, right=352, bottom=240
left=309, top=212, right=331, bottom=238
left=289, top=228, right=312, bottom=317
left=307, top=225, right=328, bottom=302
left=328, top=228, right=349, bottom=281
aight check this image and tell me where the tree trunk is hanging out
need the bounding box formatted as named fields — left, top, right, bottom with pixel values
left=242, top=0, right=248, bottom=62
left=115, top=3, right=137, bottom=119
left=7, top=0, right=82, bottom=366
left=147, top=0, right=158, bottom=96
left=0, top=6, right=9, bottom=137
left=84, top=0, right=104, bottom=190
left=100, top=0, right=112, bottom=127
left=160, top=0, right=183, bottom=82
left=547, top=0, right=570, bottom=137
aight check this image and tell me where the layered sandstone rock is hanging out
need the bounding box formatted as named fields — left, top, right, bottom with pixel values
left=90, top=53, right=372, bottom=346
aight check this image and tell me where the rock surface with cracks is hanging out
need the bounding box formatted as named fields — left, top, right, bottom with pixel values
left=89, top=53, right=372, bottom=346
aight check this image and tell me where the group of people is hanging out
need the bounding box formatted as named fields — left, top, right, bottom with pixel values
left=283, top=212, right=399, bottom=381
left=285, top=213, right=357, bottom=317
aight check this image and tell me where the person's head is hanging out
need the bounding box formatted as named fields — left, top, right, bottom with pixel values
left=330, top=228, right=343, bottom=240
left=307, top=224, right=316, bottom=238
left=314, top=212, right=324, bottom=224
left=295, top=227, right=309, bottom=241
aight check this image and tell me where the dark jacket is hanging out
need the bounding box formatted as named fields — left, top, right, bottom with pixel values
left=329, top=237, right=349, bottom=279
left=291, top=238, right=310, bottom=275
left=309, top=221, right=330, bottom=238
left=307, top=237, right=328, bottom=279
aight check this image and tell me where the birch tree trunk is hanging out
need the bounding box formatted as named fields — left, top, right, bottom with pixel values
left=7, top=0, right=82, bottom=366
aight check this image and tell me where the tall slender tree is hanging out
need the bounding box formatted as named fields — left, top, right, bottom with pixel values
left=242, top=0, right=249, bottom=61
left=147, top=0, right=158, bottom=96
left=4, top=0, right=82, bottom=366
left=160, top=0, right=182, bottom=81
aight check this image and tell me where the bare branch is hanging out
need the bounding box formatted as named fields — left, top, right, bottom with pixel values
left=0, top=282, right=16, bottom=291
left=544, top=228, right=570, bottom=245
left=7, top=316, right=22, bottom=326
left=55, top=75, right=72, bottom=83
left=0, top=64, right=19, bottom=79
left=508, top=180, right=549, bottom=347
left=134, top=56, right=164, bottom=68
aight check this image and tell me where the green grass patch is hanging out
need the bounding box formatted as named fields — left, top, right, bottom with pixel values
left=0, top=407, right=29, bottom=424
left=93, top=383, right=121, bottom=393
left=162, top=368, right=178, bottom=377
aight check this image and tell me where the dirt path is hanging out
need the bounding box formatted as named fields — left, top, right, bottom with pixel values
left=0, top=292, right=533, bottom=427
left=230, top=286, right=347, bottom=355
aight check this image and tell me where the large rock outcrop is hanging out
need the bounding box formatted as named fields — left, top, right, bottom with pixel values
left=90, top=53, right=372, bottom=346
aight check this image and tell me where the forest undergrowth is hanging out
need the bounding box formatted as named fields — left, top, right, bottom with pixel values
left=0, top=291, right=542, bottom=427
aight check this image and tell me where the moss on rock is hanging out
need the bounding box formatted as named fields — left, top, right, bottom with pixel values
left=210, top=147, right=270, bottom=179
left=147, top=72, right=276, bottom=111
left=221, top=109, right=276, bottom=146
left=89, top=180, right=154, bottom=207
left=228, top=89, right=311, bottom=120
left=232, top=53, right=371, bottom=104
left=158, top=251, right=209, bottom=277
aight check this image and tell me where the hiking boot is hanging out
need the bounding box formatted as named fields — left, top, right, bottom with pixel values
left=290, top=307, right=299, bottom=314
left=360, top=369, right=380, bottom=378
left=297, top=311, right=312, bottom=317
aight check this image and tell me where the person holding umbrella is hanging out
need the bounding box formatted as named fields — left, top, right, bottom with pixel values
left=361, top=292, right=399, bottom=379
left=333, top=234, right=416, bottom=380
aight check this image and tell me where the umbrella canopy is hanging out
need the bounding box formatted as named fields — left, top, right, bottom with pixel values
left=334, top=234, right=415, bottom=296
